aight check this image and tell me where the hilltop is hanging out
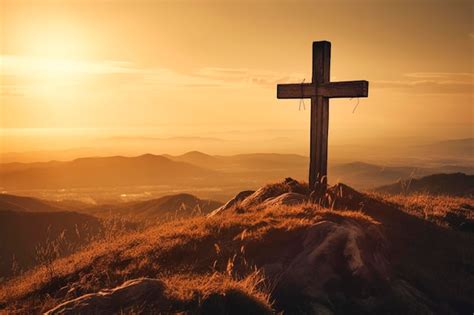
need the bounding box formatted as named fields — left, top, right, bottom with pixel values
left=1, top=180, right=472, bottom=314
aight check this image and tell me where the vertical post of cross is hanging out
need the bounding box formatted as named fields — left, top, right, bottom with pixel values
left=310, top=41, right=331, bottom=192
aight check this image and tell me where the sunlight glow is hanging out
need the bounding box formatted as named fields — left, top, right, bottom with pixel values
left=1, top=55, right=132, bottom=77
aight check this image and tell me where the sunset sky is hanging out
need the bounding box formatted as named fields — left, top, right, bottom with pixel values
left=1, top=0, right=472, bottom=158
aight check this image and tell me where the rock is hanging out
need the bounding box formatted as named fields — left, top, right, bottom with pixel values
left=45, top=278, right=167, bottom=314
left=207, top=190, right=255, bottom=217
left=272, top=220, right=390, bottom=311
left=208, top=179, right=309, bottom=216
left=46, top=278, right=273, bottom=315
left=242, top=179, right=308, bottom=209
left=263, top=192, right=308, bottom=207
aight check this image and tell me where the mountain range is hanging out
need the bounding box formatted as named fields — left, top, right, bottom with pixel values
left=1, top=151, right=472, bottom=196
left=0, top=154, right=214, bottom=189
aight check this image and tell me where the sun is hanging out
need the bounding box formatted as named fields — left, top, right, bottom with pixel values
left=18, top=17, right=90, bottom=60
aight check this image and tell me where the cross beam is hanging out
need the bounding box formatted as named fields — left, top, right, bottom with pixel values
left=276, top=41, right=369, bottom=192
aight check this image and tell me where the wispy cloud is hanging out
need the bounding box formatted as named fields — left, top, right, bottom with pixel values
left=7, top=55, right=468, bottom=97
left=374, top=72, right=473, bottom=94
left=195, top=67, right=303, bottom=88
left=1, top=55, right=304, bottom=97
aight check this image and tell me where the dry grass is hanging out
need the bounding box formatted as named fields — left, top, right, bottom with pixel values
left=1, top=183, right=473, bottom=314
left=0, top=201, right=373, bottom=313
left=372, top=193, right=473, bottom=228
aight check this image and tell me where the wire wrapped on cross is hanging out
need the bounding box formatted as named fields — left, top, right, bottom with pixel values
left=298, top=79, right=306, bottom=111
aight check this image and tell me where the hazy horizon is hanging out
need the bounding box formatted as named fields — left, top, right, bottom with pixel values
left=2, top=132, right=472, bottom=164
left=1, top=0, right=473, bottom=159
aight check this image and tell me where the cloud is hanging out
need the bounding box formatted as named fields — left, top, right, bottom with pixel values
left=373, top=72, right=473, bottom=94
left=405, top=72, right=473, bottom=80
left=195, top=67, right=304, bottom=88
left=3, top=55, right=471, bottom=98
left=1, top=54, right=306, bottom=97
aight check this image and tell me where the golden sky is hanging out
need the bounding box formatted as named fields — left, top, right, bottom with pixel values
left=1, top=0, right=473, bottom=156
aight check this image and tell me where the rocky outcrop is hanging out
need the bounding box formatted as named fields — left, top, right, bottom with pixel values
left=46, top=278, right=272, bottom=315
left=262, top=192, right=308, bottom=207
left=208, top=190, right=255, bottom=217
left=45, top=278, right=167, bottom=314
left=210, top=180, right=370, bottom=216
left=210, top=178, right=309, bottom=216
left=242, top=178, right=308, bottom=209
left=269, top=219, right=391, bottom=313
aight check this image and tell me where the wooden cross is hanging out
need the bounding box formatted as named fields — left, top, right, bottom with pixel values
left=277, top=41, right=369, bottom=192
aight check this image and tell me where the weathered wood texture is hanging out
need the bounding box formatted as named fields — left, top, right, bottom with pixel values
left=276, top=41, right=369, bottom=192
left=277, top=83, right=315, bottom=99
left=277, top=81, right=368, bottom=99
left=310, top=41, right=330, bottom=190
left=318, top=81, right=368, bottom=98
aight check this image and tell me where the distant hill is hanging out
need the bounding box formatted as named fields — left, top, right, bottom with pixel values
left=0, top=194, right=66, bottom=213
left=0, top=154, right=214, bottom=189
left=375, top=173, right=474, bottom=196
left=331, top=162, right=415, bottom=188
left=331, top=161, right=474, bottom=189
left=88, top=193, right=223, bottom=220
left=163, top=151, right=221, bottom=169
left=0, top=210, right=102, bottom=280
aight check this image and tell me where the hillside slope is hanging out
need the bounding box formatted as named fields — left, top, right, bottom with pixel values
left=1, top=180, right=472, bottom=314
left=0, top=210, right=102, bottom=280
